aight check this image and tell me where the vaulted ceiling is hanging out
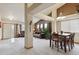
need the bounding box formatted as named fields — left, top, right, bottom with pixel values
left=0, top=3, right=65, bottom=24
left=31, top=3, right=65, bottom=23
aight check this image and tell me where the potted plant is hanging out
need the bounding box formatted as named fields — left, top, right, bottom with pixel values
left=42, top=28, right=50, bottom=39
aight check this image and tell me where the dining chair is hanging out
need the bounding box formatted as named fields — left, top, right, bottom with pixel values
left=64, top=33, right=75, bottom=51
left=51, top=32, right=61, bottom=51
left=66, top=35, right=71, bottom=51
left=58, top=34, right=71, bottom=52
left=70, top=33, right=75, bottom=49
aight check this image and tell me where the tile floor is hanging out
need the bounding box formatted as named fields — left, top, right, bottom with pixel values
left=0, top=37, right=79, bottom=55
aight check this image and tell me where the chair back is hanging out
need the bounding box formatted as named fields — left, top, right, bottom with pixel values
left=71, top=33, right=75, bottom=40
left=51, top=32, right=59, bottom=40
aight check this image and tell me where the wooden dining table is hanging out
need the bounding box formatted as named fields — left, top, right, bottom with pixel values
left=50, top=33, right=71, bottom=53
left=59, top=33, right=71, bottom=52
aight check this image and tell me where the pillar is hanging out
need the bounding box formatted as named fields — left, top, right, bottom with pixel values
left=25, top=4, right=33, bottom=49
left=51, top=9, right=57, bottom=33
left=57, top=21, right=61, bottom=32
left=50, top=9, right=57, bottom=47
left=51, top=20, right=55, bottom=33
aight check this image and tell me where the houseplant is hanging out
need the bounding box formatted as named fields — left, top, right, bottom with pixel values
left=42, top=28, right=50, bottom=39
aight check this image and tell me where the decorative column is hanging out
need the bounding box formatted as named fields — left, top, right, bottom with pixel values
left=25, top=4, right=33, bottom=49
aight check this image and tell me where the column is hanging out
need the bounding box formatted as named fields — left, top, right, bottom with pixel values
left=56, top=21, right=61, bottom=32
left=25, top=4, right=33, bottom=49
left=50, top=9, right=57, bottom=47
left=51, top=9, right=57, bottom=33
left=51, top=22, right=54, bottom=33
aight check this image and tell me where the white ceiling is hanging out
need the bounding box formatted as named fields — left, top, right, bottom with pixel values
left=0, top=3, right=24, bottom=22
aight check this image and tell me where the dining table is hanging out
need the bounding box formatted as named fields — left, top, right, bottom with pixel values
left=59, top=33, right=71, bottom=52
left=50, top=32, right=71, bottom=53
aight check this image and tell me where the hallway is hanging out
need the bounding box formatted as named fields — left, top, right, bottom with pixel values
left=0, top=38, right=79, bottom=55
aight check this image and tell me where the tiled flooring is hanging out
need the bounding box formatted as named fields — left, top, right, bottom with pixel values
left=0, top=37, right=79, bottom=55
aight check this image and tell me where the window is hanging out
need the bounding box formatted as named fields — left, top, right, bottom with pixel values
left=40, top=24, right=43, bottom=29
left=61, top=19, right=79, bottom=32
left=12, top=25, right=14, bottom=30
left=37, top=24, right=39, bottom=29
left=44, top=23, right=47, bottom=28
left=22, top=25, right=25, bottom=31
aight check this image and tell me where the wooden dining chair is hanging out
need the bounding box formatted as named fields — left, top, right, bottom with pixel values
left=64, top=33, right=75, bottom=51
left=57, top=34, right=71, bottom=52
left=51, top=32, right=61, bottom=51
left=65, top=35, right=71, bottom=51
left=70, top=33, right=75, bottom=49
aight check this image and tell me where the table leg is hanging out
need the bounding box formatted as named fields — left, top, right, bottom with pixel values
left=60, top=41, right=63, bottom=49
left=64, top=40, right=67, bottom=53
left=50, top=37, right=51, bottom=47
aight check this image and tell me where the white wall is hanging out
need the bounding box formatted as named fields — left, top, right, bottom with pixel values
left=3, top=24, right=14, bottom=39
left=22, top=25, right=25, bottom=31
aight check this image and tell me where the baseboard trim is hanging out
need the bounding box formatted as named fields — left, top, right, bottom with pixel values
left=25, top=46, right=33, bottom=49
